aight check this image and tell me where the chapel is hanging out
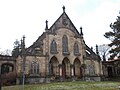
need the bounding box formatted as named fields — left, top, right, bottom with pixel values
left=15, top=6, right=103, bottom=83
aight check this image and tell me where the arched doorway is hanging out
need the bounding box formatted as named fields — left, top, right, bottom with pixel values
left=49, top=56, right=59, bottom=76
left=1, top=63, right=16, bottom=85
left=62, top=57, right=70, bottom=79
left=74, top=58, right=82, bottom=79
left=107, top=66, right=113, bottom=78
left=1, top=63, right=14, bottom=74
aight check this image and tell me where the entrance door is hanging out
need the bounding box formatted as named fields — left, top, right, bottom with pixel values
left=62, top=61, right=66, bottom=79
left=107, top=66, right=113, bottom=78
left=62, top=57, right=70, bottom=79
left=49, top=56, right=59, bottom=76
left=74, top=58, right=81, bottom=79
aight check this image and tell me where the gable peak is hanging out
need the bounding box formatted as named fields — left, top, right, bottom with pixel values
left=48, top=6, right=82, bottom=37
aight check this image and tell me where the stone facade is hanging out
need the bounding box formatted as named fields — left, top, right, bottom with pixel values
left=16, top=7, right=102, bottom=84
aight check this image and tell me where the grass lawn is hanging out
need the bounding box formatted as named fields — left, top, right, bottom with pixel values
left=2, top=81, right=120, bottom=90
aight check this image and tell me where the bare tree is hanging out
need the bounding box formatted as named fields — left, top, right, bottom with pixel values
left=0, top=49, right=12, bottom=56
left=98, top=44, right=110, bottom=61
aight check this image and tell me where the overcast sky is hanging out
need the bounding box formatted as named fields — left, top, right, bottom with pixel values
left=0, top=0, right=120, bottom=51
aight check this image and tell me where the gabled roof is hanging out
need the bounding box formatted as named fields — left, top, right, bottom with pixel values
left=48, top=9, right=81, bottom=37
left=25, top=7, right=83, bottom=56
left=25, top=7, right=94, bottom=57
left=25, top=32, right=45, bottom=56
left=85, top=44, right=101, bottom=60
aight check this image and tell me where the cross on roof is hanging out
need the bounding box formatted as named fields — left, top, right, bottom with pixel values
left=62, top=6, right=65, bottom=12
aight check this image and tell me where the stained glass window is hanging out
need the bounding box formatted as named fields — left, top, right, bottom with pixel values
left=50, top=40, right=57, bottom=54
left=30, top=61, right=39, bottom=74
left=62, top=35, right=69, bottom=55
left=74, top=42, right=80, bottom=56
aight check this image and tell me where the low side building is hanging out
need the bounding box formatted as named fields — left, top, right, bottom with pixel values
left=0, top=55, right=16, bottom=85
left=102, top=58, right=120, bottom=80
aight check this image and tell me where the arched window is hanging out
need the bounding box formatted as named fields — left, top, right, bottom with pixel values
left=50, top=40, right=57, bottom=54
left=74, top=42, right=80, bottom=56
left=1, top=64, right=14, bottom=74
left=62, top=35, right=69, bottom=55
left=86, top=64, right=95, bottom=75
left=89, top=64, right=95, bottom=75
left=30, top=61, right=39, bottom=75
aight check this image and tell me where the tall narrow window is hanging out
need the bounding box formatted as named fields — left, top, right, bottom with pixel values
left=50, top=40, right=57, bottom=54
left=30, top=61, right=39, bottom=75
left=74, top=42, right=80, bottom=56
left=62, top=35, right=69, bottom=55
left=89, top=64, right=95, bottom=75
